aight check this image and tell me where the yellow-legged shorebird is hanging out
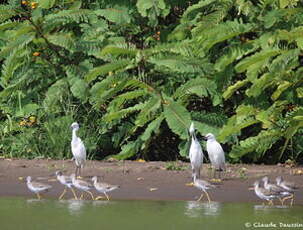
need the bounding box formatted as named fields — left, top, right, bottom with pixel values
left=56, top=171, right=77, bottom=200
left=26, top=176, right=52, bottom=200
left=253, top=180, right=279, bottom=206
left=91, top=176, right=120, bottom=201
left=276, top=176, right=299, bottom=206
left=70, top=173, right=94, bottom=200
left=262, top=176, right=291, bottom=205
left=192, top=175, right=216, bottom=203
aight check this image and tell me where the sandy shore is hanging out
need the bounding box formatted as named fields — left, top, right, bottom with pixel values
left=0, top=159, right=302, bottom=204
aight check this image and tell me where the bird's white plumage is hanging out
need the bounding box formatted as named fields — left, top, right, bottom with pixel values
left=262, top=176, right=291, bottom=197
left=92, top=176, right=119, bottom=200
left=71, top=173, right=92, bottom=192
left=71, top=122, right=86, bottom=176
left=253, top=181, right=278, bottom=203
left=189, top=122, right=203, bottom=180
left=26, top=176, right=52, bottom=194
left=56, top=171, right=73, bottom=188
left=205, top=133, right=225, bottom=171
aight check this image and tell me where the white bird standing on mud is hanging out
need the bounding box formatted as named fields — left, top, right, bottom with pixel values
left=71, top=122, right=86, bottom=178
left=189, top=122, right=203, bottom=180
left=204, top=133, right=225, bottom=180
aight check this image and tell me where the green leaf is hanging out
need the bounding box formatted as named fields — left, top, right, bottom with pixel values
left=174, top=77, right=221, bottom=106
left=101, top=45, right=138, bottom=57
left=140, top=115, right=164, bottom=141
left=85, top=60, right=130, bottom=82
left=164, top=100, right=191, bottom=139
left=235, top=50, right=282, bottom=73
left=70, top=79, right=88, bottom=101
left=271, top=81, right=292, bottom=101
left=223, top=79, right=249, bottom=100
left=296, top=87, right=303, bottom=98
left=16, top=103, right=40, bottom=117
left=37, top=0, right=55, bottom=9
left=95, top=8, right=131, bottom=24
left=113, top=140, right=142, bottom=160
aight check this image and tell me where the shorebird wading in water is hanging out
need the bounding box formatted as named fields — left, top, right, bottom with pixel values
left=189, top=122, right=203, bottom=180
left=55, top=171, right=77, bottom=200
left=203, top=133, right=225, bottom=180
left=253, top=180, right=279, bottom=206
left=262, top=176, right=290, bottom=205
left=26, top=176, right=52, bottom=200
left=70, top=173, right=94, bottom=200
left=192, top=175, right=216, bottom=203
left=71, top=122, right=86, bottom=178
left=92, top=176, right=120, bottom=201
left=276, top=176, right=298, bottom=206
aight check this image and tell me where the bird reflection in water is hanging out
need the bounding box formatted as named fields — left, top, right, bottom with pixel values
left=185, top=201, right=221, bottom=218
left=67, top=199, right=85, bottom=216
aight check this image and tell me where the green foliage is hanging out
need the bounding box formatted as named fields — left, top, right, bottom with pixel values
left=0, top=0, right=302, bottom=164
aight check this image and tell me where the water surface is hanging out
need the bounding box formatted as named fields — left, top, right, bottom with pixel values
left=1, top=198, right=302, bottom=230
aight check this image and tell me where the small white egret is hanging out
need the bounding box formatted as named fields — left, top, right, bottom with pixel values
left=70, top=173, right=94, bottom=200
left=189, top=122, right=203, bottom=180
left=192, top=175, right=216, bottom=203
left=276, top=176, right=298, bottom=206
left=92, top=176, right=120, bottom=201
left=55, top=171, right=77, bottom=200
left=204, top=133, right=225, bottom=179
left=26, top=176, right=52, bottom=200
left=253, top=180, right=279, bottom=206
left=70, top=122, right=86, bottom=178
left=262, top=176, right=290, bottom=205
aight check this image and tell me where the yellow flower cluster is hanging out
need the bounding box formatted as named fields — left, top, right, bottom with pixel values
left=21, top=1, right=38, bottom=9
left=19, top=116, right=37, bottom=127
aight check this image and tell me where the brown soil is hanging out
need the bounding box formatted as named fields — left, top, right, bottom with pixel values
left=0, top=159, right=302, bottom=204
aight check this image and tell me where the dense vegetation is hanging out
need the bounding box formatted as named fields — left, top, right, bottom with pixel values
left=0, top=0, right=302, bottom=164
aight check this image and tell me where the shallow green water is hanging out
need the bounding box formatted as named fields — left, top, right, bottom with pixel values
left=1, top=198, right=303, bottom=230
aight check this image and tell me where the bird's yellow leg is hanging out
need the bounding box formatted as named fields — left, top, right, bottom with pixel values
left=86, top=191, right=94, bottom=200
left=59, top=188, right=67, bottom=200
left=36, top=193, right=41, bottom=200
left=80, top=193, right=84, bottom=200
left=70, top=188, right=78, bottom=200
left=104, top=193, right=110, bottom=201
left=283, top=195, right=293, bottom=205
left=205, top=191, right=212, bottom=203
left=197, top=193, right=204, bottom=202
left=279, top=197, right=284, bottom=206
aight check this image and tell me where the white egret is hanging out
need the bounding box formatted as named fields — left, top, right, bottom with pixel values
left=55, top=171, right=77, bottom=200
left=26, top=176, right=52, bottom=200
left=192, top=175, right=216, bottom=203
left=92, top=176, right=120, bottom=201
left=276, top=176, right=298, bottom=206
left=253, top=180, right=279, bottom=206
left=70, top=173, right=94, bottom=200
left=204, top=133, right=225, bottom=179
left=70, top=122, right=86, bottom=178
left=189, top=122, right=203, bottom=180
